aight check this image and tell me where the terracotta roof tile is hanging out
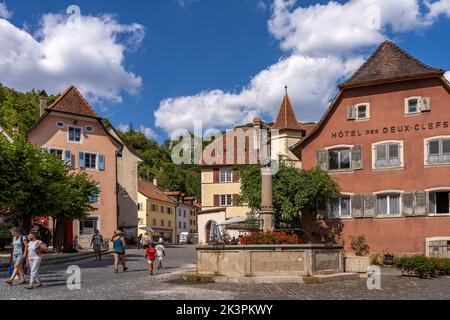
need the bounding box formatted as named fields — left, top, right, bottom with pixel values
left=47, top=86, right=100, bottom=118
left=272, top=94, right=303, bottom=130
left=138, top=180, right=177, bottom=204
left=341, top=40, right=444, bottom=88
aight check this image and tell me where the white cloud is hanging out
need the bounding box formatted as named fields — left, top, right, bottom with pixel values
left=0, top=2, right=11, bottom=19
left=0, top=11, right=144, bottom=103
left=118, top=123, right=157, bottom=140
left=425, top=0, right=450, bottom=21
left=445, top=71, right=450, bottom=81
left=154, top=0, right=450, bottom=135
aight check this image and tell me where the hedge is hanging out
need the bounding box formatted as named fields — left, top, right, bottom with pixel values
left=394, top=255, right=450, bottom=278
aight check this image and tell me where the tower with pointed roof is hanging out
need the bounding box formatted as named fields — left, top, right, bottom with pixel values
left=270, top=87, right=309, bottom=168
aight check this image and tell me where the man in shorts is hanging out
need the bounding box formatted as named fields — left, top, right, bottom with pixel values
left=155, top=241, right=166, bottom=270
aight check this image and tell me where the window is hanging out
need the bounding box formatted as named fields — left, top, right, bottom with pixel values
left=85, top=126, right=94, bottom=133
left=68, top=126, right=82, bottom=142
left=219, top=169, right=233, bottom=182
left=220, top=194, right=233, bottom=206
left=56, top=121, right=65, bottom=128
left=85, top=153, right=97, bottom=169
left=138, top=203, right=143, bottom=211
left=161, top=220, right=165, bottom=226
left=429, top=192, right=450, bottom=214
left=178, top=209, right=182, bottom=216
left=427, top=137, right=450, bottom=165
left=355, top=104, right=369, bottom=120
left=328, top=148, right=350, bottom=170
left=168, top=221, right=172, bottom=227
left=179, top=221, right=181, bottom=228
left=183, top=222, right=186, bottom=229
left=183, top=210, right=186, bottom=217
left=374, top=142, right=402, bottom=168
left=160, top=206, right=164, bottom=213
left=49, top=148, right=64, bottom=159
left=151, top=204, right=157, bottom=211
left=152, top=218, right=157, bottom=225
left=376, top=194, right=400, bottom=215
left=329, top=196, right=351, bottom=218
left=167, top=208, right=172, bottom=214
left=79, top=217, right=98, bottom=235
left=90, top=187, right=100, bottom=204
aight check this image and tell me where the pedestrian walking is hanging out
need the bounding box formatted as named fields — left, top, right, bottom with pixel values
left=155, top=241, right=166, bottom=270
left=141, top=232, right=151, bottom=248
left=111, top=230, right=127, bottom=273
left=26, top=231, right=48, bottom=289
left=144, top=243, right=157, bottom=275
left=5, top=228, right=28, bottom=286
left=90, top=229, right=104, bottom=260
left=137, top=234, right=143, bottom=249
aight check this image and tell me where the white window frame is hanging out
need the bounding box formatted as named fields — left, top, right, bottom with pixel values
left=325, top=145, right=353, bottom=171
left=355, top=103, right=370, bottom=120
left=404, top=96, right=422, bottom=115
left=79, top=216, right=99, bottom=235
left=328, top=195, right=352, bottom=219
left=374, top=191, right=403, bottom=217
left=85, top=125, right=94, bottom=133
left=424, top=136, right=450, bottom=166
left=425, top=187, right=450, bottom=215
left=372, top=140, right=404, bottom=170
left=56, top=121, right=65, bottom=128
left=48, top=147, right=65, bottom=160
left=219, top=168, right=233, bottom=183
left=67, top=125, right=83, bottom=143
left=83, top=151, right=99, bottom=170
left=220, top=194, right=233, bottom=206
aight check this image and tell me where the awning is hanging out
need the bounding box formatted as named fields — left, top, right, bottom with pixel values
left=139, top=226, right=155, bottom=233
left=217, top=215, right=260, bottom=228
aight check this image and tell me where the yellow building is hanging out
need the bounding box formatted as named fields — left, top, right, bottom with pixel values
left=137, top=179, right=177, bottom=243
left=198, top=92, right=315, bottom=244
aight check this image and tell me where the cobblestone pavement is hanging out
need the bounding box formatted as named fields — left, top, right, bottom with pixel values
left=1, top=246, right=449, bottom=300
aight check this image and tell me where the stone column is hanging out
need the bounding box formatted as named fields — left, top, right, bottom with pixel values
left=260, top=166, right=275, bottom=232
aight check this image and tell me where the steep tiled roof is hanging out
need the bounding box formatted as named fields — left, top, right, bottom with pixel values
left=272, top=94, right=303, bottom=130
left=341, top=40, right=444, bottom=88
left=47, top=86, right=100, bottom=118
left=138, top=180, right=177, bottom=204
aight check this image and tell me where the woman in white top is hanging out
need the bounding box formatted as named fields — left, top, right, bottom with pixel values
left=26, top=231, right=48, bottom=289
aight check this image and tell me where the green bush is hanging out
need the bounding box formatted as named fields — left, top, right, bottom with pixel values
left=394, top=255, right=450, bottom=278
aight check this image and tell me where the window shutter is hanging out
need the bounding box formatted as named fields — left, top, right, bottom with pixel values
left=78, top=152, right=85, bottom=168
left=232, top=170, right=239, bottom=182
left=402, top=192, right=414, bottom=216
left=232, top=194, right=239, bottom=205
left=213, top=168, right=219, bottom=183
left=364, top=195, right=375, bottom=217
left=347, top=105, right=356, bottom=120
left=351, top=195, right=364, bottom=217
left=351, top=145, right=363, bottom=170
left=415, top=191, right=427, bottom=216
left=98, top=154, right=105, bottom=171
left=64, top=150, right=72, bottom=167
left=421, top=97, right=431, bottom=112
left=316, top=149, right=328, bottom=170
left=213, top=194, right=220, bottom=206
left=428, top=192, right=436, bottom=215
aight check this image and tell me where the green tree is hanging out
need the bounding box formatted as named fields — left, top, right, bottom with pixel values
left=237, top=162, right=340, bottom=226
left=0, top=135, right=98, bottom=251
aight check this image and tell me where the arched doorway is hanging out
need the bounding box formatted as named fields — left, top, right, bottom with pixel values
left=205, top=220, right=218, bottom=244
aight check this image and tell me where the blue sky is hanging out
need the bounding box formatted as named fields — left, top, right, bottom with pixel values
left=1, top=0, right=450, bottom=143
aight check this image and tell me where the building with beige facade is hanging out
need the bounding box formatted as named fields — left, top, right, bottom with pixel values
left=198, top=92, right=315, bottom=244
left=138, top=179, right=177, bottom=243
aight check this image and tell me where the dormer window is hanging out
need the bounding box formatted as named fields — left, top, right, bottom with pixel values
left=68, top=126, right=82, bottom=143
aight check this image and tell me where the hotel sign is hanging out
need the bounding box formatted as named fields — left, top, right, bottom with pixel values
left=331, top=120, right=449, bottom=139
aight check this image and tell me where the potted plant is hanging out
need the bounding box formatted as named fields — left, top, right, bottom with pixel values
left=383, top=250, right=395, bottom=265
left=344, top=234, right=370, bottom=273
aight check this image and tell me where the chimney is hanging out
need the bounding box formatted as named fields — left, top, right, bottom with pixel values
left=39, top=90, right=48, bottom=116
left=153, top=178, right=158, bottom=187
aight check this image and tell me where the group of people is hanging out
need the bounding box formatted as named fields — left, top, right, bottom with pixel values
left=6, top=228, right=48, bottom=289
left=5, top=228, right=167, bottom=289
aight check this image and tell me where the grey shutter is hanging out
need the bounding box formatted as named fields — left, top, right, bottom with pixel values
left=78, top=151, right=85, bottom=168
left=421, top=97, right=431, bottom=112
left=347, top=105, right=356, bottom=120
left=64, top=150, right=72, bottom=167
left=428, top=192, right=436, bottom=215
left=402, top=192, right=414, bottom=216
left=364, top=195, right=376, bottom=217
left=415, top=191, right=427, bottom=216
left=351, top=145, right=363, bottom=170
left=316, top=149, right=328, bottom=171
left=351, top=195, right=364, bottom=218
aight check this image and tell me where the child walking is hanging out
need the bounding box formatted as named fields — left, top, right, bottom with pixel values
left=144, top=243, right=157, bottom=275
